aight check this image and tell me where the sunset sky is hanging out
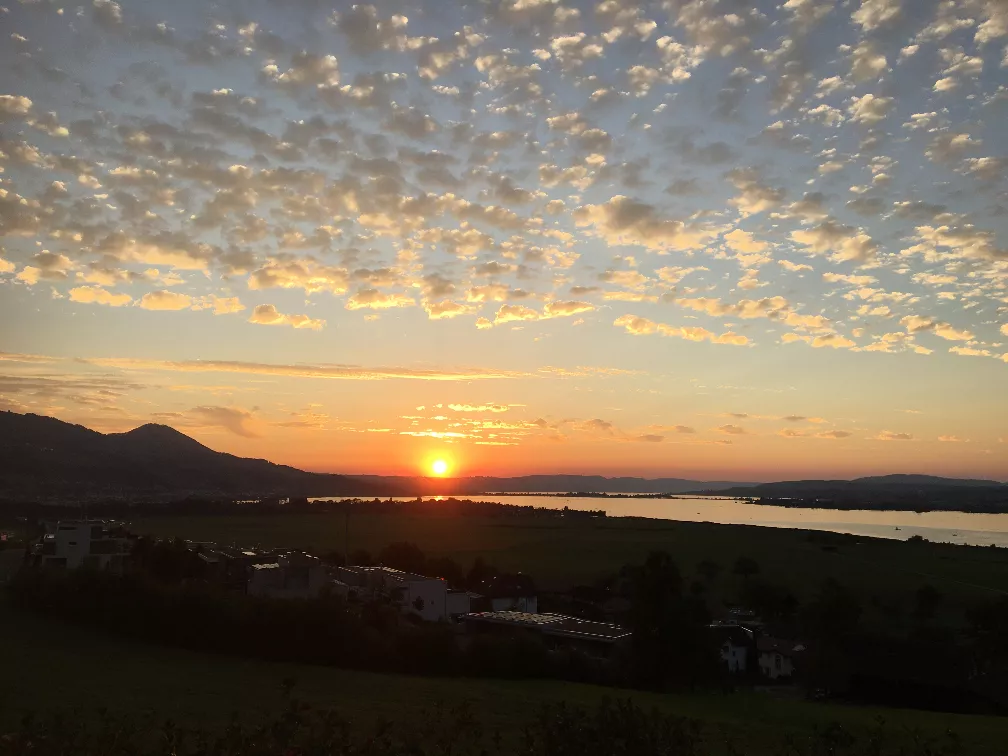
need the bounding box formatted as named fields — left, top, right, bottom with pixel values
left=1, top=0, right=1006, bottom=481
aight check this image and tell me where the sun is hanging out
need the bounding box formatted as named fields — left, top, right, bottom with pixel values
left=431, top=459, right=449, bottom=476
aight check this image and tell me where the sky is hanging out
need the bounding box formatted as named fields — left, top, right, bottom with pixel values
left=1, top=0, right=1007, bottom=482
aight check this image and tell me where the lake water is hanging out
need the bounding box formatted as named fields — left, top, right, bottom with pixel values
left=314, top=494, right=1008, bottom=548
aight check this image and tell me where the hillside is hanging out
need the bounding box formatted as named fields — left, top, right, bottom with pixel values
left=705, top=475, right=1008, bottom=513
left=0, top=412, right=382, bottom=499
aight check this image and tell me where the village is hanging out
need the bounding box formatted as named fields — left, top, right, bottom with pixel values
left=24, top=517, right=806, bottom=684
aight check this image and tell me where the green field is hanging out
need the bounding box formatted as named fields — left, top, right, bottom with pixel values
left=2, top=604, right=1006, bottom=754
left=131, top=512, right=1008, bottom=628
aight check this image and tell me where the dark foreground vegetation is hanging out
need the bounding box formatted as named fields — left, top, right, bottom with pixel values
left=9, top=535, right=1008, bottom=716
left=0, top=694, right=971, bottom=756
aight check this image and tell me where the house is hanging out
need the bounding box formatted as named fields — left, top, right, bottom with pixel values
left=338, top=565, right=449, bottom=622
left=462, top=610, right=630, bottom=655
left=712, top=624, right=757, bottom=675
left=481, top=574, right=538, bottom=613
left=722, top=638, right=749, bottom=673
left=446, top=590, right=483, bottom=619
left=758, top=637, right=806, bottom=680
left=189, top=543, right=278, bottom=591
left=247, top=552, right=330, bottom=599
left=31, top=520, right=131, bottom=572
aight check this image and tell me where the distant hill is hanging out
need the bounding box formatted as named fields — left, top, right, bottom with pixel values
left=704, top=475, right=1008, bottom=513
left=351, top=474, right=750, bottom=496
left=0, top=412, right=385, bottom=500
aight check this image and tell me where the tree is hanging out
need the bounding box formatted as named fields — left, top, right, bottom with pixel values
left=626, top=551, right=714, bottom=690
left=913, top=584, right=943, bottom=622
left=696, top=559, right=722, bottom=583
left=803, top=578, right=862, bottom=640
left=732, top=556, right=760, bottom=582
left=378, top=542, right=427, bottom=574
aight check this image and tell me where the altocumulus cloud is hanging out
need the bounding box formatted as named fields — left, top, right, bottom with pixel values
left=69, top=286, right=132, bottom=307
left=876, top=431, right=913, bottom=441
left=248, top=304, right=325, bottom=330
left=138, top=291, right=194, bottom=311
left=614, top=315, right=748, bottom=345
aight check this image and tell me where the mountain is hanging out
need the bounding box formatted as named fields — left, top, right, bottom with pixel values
left=0, top=412, right=753, bottom=501
left=0, top=412, right=385, bottom=499
left=705, top=475, right=1008, bottom=513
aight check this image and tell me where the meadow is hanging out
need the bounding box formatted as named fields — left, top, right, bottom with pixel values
left=2, top=603, right=1006, bottom=755
left=131, top=510, right=1008, bottom=628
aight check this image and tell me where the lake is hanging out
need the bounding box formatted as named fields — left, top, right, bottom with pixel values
left=313, top=494, right=1008, bottom=548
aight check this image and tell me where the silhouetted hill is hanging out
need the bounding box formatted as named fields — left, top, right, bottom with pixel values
left=352, top=474, right=750, bottom=496
left=705, top=475, right=1008, bottom=513
left=0, top=413, right=751, bottom=502
left=0, top=412, right=384, bottom=500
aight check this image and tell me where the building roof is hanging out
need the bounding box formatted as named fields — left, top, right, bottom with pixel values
left=757, top=637, right=806, bottom=655
left=343, top=565, right=442, bottom=583
left=463, top=611, right=631, bottom=643
left=250, top=562, right=281, bottom=571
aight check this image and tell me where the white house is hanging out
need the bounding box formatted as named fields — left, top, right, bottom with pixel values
left=34, top=520, right=130, bottom=571
left=758, top=637, right=805, bottom=680
left=338, top=565, right=448, bottom=622
left=721, top=639, right=749, bottom=673
left=447, top=590, right=482, bottom=619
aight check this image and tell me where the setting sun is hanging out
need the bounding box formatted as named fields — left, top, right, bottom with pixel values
left=431, top=459, right=449, bottom=476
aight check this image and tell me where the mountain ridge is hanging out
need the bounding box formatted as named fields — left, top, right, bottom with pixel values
left=1, top=412, right=1003, bottom=504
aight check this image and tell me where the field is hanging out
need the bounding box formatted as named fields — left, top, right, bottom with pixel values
left=1, top=604, right=1006, bottom=754
left=131, top=511, right=1008, bottom=628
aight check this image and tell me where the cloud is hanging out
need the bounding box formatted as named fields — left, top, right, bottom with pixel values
left=727, top=169, right=785, bottom=216
left=68, top=286, right=133, bottom=307
left=848, top=94, right=894, bottom=124
left=899, top=315, right=974, bottom=341
left=248, top=261, right=348, bottom=295
left=248, top=304, right=325, bottom=330
left=0, top=95, right=33, bottom=119
left=580, top=418, right=614, bottom=434
left=614, top=315, right=748, bottom=345
left=791, top=221, right=878, bottom=264
left=811, top=333, right=857, bottom=349
left=852, top=0, right=901, bottom=31
left=543, top=301, right=594, bottom=318
left=494, top=304, right=540, bottom=325
left=636, top=434, right=664, bottom=443
left=816, top=430, right=853, bottom=439
left=876, top=430, right=913, bottom=441
left=574, top=196, right=713, bottom=252
left=138, top=291, right=194, bottom=311
left=188, top=406, right=263, bottom=438
left=346, top=290, right=416, bottom=310
left=424, top=300, right=471, bottom=320
left=208, top=296, right=245, bottom=315
left=448, top=404, right=509, bottom=413
left=15, top=252, right=74, bottom=285
left=92, top=0, right=123, bottom=29
left=716, top=424, right=747, bottom=435
left=81, top=357, right=528, bottom=381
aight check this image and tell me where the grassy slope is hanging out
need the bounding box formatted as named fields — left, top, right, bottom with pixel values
left=1, top=605, right=1006, bottom=754
left=132, top=512, right=1008, bottom=628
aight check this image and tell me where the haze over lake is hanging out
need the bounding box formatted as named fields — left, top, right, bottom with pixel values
left=313, top=495, right=1008, bottom=548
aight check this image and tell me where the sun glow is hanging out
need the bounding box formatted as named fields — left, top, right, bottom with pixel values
left=431, top=459, right=449, bottom=476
